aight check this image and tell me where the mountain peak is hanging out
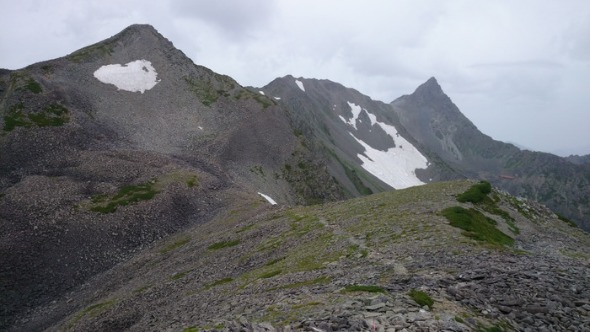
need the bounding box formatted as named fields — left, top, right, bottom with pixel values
left=413, top=76, right=444, bottom=98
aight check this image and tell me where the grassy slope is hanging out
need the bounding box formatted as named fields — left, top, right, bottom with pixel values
left=48, top=180, right=589, bottom=331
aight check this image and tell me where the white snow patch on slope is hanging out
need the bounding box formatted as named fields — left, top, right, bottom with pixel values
left=259, top=91, right=265, bottom=95
left=295, top=79, right=305, bottom=92
left=338, top=101, right=428, bottom=188
left=94, top=60, right=160, bottom=93
left=339, top=101, right=365, bottom=129
left=274, top=96, right=281, bottom=100
left=258, top=192, right=277, bottom=205
left=352, top=131, right=428, bottom=189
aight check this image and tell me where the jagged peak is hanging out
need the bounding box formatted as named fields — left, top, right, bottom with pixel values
left=413, top=76, right=444, bottom=97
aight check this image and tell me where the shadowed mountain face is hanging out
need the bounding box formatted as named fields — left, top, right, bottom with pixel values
left=1, top=24, right=589, bottom=331
left=391, top=78, right=590, bottom=231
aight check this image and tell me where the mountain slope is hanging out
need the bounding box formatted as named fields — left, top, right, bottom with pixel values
left=0, top=25, right=342, bottom=329
left=261, top=76, right=460, bottom=197
left=392, top=78, right=590, bottom=231
left=13, top=180, right=589, bottom=331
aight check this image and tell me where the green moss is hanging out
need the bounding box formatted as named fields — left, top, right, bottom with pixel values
left=170, top=271, right=190, bottom=280
left=186, top=175, right=198, bottom=188
left=67, top=299, right=117, bottom=328
left=160, top=236, right=191, bottom=254
left=253, top=94, right=273, bottom=109
left=408, top=289, right=434, bottom=309
left=264, top=257, right=285, bottom=266
left=3, top=109, right=29, bottom=131
left=25, top=78, right=42, bottom=93
left=91, top=181, right=159, bottom=213
left=557, top=213, right=577, bottom=228
left=442, top=206, right=514, bottom=246
left=183, top=326, right=199, bottom=332
left=237, top=224, right=256, bottom=234
left=184, top=77, right=219, bottom=106
left=208, top=239, right=240, bottom=250
left=133, top=285, right=152, bottom=294
left=457, top=181, right=492, bottom=203
left=68, top=44, right=112, bottom=63
left=3, top=103, right=69, bottom=131
left=259, top=269, right=282, bottom=279
left=342, top=285, right=386, bottom=293
left=205, top=277, right=234, bottom=289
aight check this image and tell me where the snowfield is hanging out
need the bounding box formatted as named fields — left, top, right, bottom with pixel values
left=93, top=60, right=160, bottom=93
left=295, top=79, right=305, bottom=92
left=258, top=192, right=277, bottom=205
left=341, top=101, right=428, bottom=189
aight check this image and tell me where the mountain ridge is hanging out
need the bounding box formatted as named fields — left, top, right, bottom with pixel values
left=1, top=24, right=589, bottom=331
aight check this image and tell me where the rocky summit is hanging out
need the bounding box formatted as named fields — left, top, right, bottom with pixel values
left=1, top=24, right=589, bottom=331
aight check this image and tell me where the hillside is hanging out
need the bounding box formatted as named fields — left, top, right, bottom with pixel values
left=1, top=24, right=589, bottom=331
left=12, top=180, right=590, bottom=331
left=0, top=24, right=341, bottom=329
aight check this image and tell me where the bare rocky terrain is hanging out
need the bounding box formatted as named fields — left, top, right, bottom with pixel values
left=12, top=180, right=590, bottom=331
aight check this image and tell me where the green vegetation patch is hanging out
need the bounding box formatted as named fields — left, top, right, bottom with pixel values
left=68, top=44, right=113, bottom=63
left=4, top=103, right=69, bottom=131
left=91, top=181, right=159, bottom=213
left=408, top=289, right=434, bottom=309
left=160, top=236, right=191, bottom=254
left=184, top=76, right=230, bottom=106
left=457, top=181, right=492, bottom=203
left=208, top=239, right=240, bottom=250
left=205, top=277, right=234, bottom=289
left=68, top=299, right=117, bottom=328
left=186, top=175, right=198, bottom=187
left=342, top=285, right=386, bottom=293
left=24, top=78, right=42, bottom=93
left=259, top=269, right=282, bottom=279
left=557, top=213, right=577, bottom=228
left=442, top=206, right=514, bottom=246
left=253, top=94, right=274, bottom=109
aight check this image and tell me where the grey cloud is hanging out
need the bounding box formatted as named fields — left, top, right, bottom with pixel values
left=169, top=0, right=277, bottom=39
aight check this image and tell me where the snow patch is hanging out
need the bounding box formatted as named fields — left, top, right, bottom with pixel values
left=352, top=131, right=428, bottom=189
left=273, top=96, right=281, bottom=100
left=340, top=101, right=364, bottom=129
left=93, top=60, right=160, bottom=93
left=295, top=79, right=305, bottom=92
left=198, top=126, right=203, bottom=130
left=259, top=91, right=265, bottom=95
left=258, top=192, right=277, bottom=205
left=339, top=101, right=428, bottom=189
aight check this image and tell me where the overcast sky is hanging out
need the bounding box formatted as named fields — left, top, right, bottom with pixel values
left=2, top=0, right=589, bottom=156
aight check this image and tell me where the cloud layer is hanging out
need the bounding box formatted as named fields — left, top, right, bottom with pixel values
left=1, top=0, right=589, bottom=155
